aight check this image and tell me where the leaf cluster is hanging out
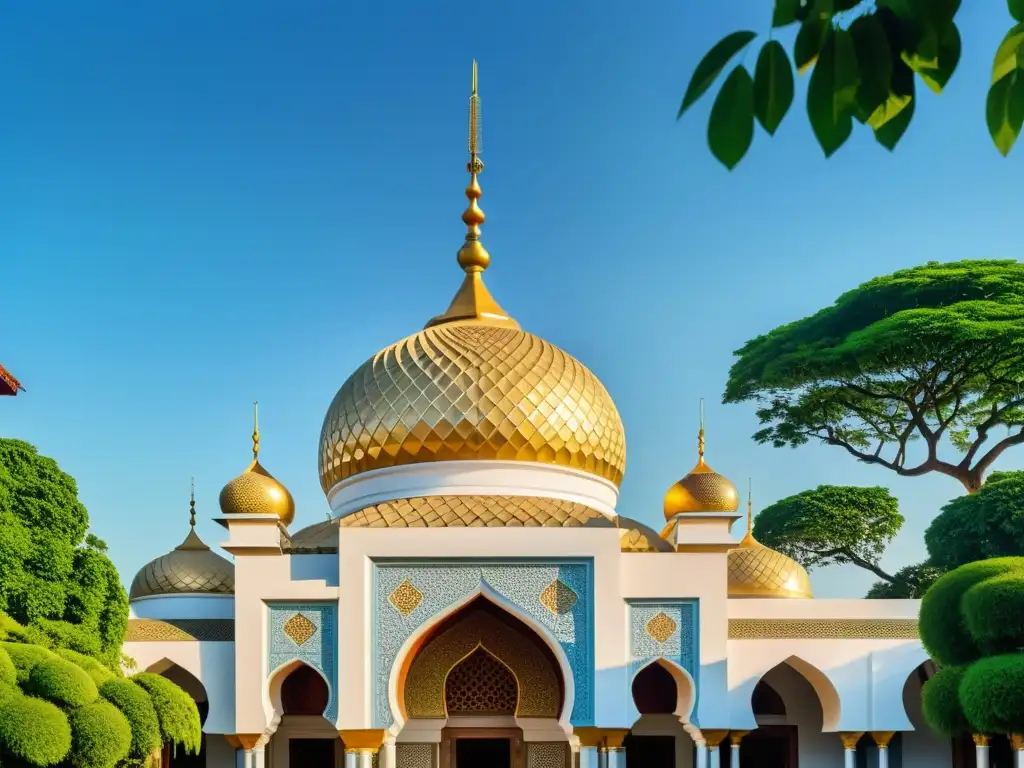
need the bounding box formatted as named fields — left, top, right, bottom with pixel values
left=132, top=673, right=202, bottom=756
left=679, top=0, right=1024, bottom=167
left=865, top=561, right=944, bottom=598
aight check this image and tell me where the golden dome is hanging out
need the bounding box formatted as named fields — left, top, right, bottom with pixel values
left=727, top=489, right=812, bottom=599
left=663, top=408, right=738, bottom=520
left=129, top=488, right=235, bottom=600
left=219, top=403, right=295, bottom=526
left=318, top=64, right=625, bottom=494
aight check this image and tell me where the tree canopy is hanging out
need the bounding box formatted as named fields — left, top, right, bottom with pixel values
left=0, top=439, right=128, bottom=666
left=724, top=260, right=1024, bottom=493
left=678, top=0, right=1024, bottom=169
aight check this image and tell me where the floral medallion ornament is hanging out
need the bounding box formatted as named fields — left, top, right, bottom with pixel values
left=645, top=612, right=677, bottom=644
left=389, top=579, right=424, bottom=616
left=539, top=579, right=578, bottom=615
left=283, top=613, right=318, bottom=646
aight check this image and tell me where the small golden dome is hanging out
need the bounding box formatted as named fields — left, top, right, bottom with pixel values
left=727, top=488, right=812, bottom=599
left=663, top=406, right=738, bottom=520
left=219, top=403, right=295, bottom=526
left=129, top=486, right=235, bottom=600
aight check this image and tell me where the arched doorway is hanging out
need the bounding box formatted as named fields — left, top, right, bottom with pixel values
left=396, top=597, right=567, bottom=768
left=738, top=657, right=840, bottom=768
left=147, top=661, right=209, bottom=768
left=268, top=662, right=342, bottom=768
left=625, top=660, right=695, bottom=768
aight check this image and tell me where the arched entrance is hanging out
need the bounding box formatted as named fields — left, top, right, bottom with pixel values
left=625, top=660, right=695, bottom=768
left=395, top=597, right=568, bottom=768
left=146, top=661, right=209, bottom=768
left=738, top=657, right=840, bottom=768
left=267, top=661, right=342, bottom=768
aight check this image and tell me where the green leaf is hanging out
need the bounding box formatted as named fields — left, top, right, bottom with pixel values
left=678, top=31, right=758, bottom=118
left=868, top=59, right=914, bottom=128
left=992, top=23, right=1024, bottom=85
left=794, top=14, right=830, bottom=75
left=807, top=29, right=859, bottom=157
left=754, top=41, right=795, bottom=135
left=773, top=0, right=804, bottom=27
left=850, top=15, right=893, bottom=120
left=1012, top=0, right=1024, bottom=22
left=987, top=70, right=1024, bottom=156
left=707, top=65, right=756, bottom=170
left=874, top=79, right=915, bottom=150
left=915, top=22, right=961, bottom=94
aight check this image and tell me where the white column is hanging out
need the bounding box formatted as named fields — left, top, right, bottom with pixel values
left=579, top=746, right=600, bottom=768
left=606, top=748, right=626, bottom=768
left=235, top=749, right=246, bottom=768
left=1012, top=734, right=1023, bottom=768
left=872, top=733, right=894, bottom=768
left=695, top=742, right=708, bottom=768
left=344, top=751, right=359, bottom=768
left=728, top=731, right=747, bottom=768
left=379, top=740, right=396, bottom=768
left=974, top=735, right=990, bottom=768
left=839, top=733, right=862, bottom=768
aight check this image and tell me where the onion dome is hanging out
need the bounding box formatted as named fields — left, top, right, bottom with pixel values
left=728, top=484, right=812, bottom=599
left=219, top=402, right=295, bottom=526
left=129, top=483, right=235, bottom=600
left=318, top=62, right=625, bottom=496
left=663, top=402, right=739, bottom=520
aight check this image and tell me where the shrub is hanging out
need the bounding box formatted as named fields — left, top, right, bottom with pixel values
left=962, top=571, right=1024, bottom=656
left=34, top=618, right=103, bottom=660
left=0, top=693, right=72, bottom=766
left=133, top=673, right=201, bottom=755
left=921, top=665, right=973, bottom=736
left=0, top=642, right=56, bottom=685
left=918, top=557, right=1024, bottom=666
left=98, top=678, right=162, bottom=762
left=0, top=647, right=15, bottom=688
left=56, top=648, right=115, bottom=686
left=960, top=654, right=1024, bottom=735
left=26, top=658, right=98, bottom=709
left=68, top=700, right=133, bottom=768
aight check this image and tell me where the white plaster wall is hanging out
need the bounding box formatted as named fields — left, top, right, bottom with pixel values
left=763, top=662, right=844, bottom=768
left=122, top=640, right=237, bottom=735
left=900, top=668, right=952, bottom=768
left=129, top=595, right=234, bottom=620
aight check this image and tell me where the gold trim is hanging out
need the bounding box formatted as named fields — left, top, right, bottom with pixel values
left=840, top=732, right=864, bottom=750
left=339, top=729, right=387, bottom=751
left=674, top=544, right=737, bottom=553
left=1010, top=734, right=1024, bottom=750
left=124, top=618, right=234, bottom=642
left=872, top=731, right=895, bottom=749
left=602, top=730, right=629, bottom=750
left=973, top=734, right=990, bottom=747
left=236, top=735, right=262, bottom=751
left=702, top=730, right=729, bottom=748
left=729, top=731, right=749, bottom=746
left=728, top=619, right=918, bottom=639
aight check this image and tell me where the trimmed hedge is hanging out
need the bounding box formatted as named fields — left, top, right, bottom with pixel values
left=918, top=557, right=1024, bottom=666
left=0, top=642, right=56, bottom=685
left=960, top=654, right=1024, bottom=735
left=56, top=648, right=115, bottom=686
left=68, top=700, right=133, bottom=768
left=961, top=571, right=1024, bottom=656
left=921, top=665, right=972, bottom=736
left=26, top=658, right=98, bottom=710
left=0, top=647, right=16, bottom=688
left=0, top=693, right=72, bottom=766
left=98, top=677, right=162, bottom=762
left=133, top=673, right=202, bottom=755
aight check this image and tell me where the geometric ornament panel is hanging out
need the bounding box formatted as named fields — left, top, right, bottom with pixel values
left=627, top=601, right=697, bottom=719
left=373, top=560, right=593, bottom=728
left=268, top=603, right=338, bottom=722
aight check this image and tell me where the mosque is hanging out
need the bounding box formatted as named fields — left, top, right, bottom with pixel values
left=122, top=65, right=958, bottom=768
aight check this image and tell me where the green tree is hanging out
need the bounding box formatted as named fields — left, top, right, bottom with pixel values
left=754, top=484, right=904, bottom=582
left=0, top=439, right=128, bottom=666
left=678, top=1, right=1024, bottom=169
left=724, top=260, right=1024, bottom=493
left=925, top=470, right=1024, bottom=569
left=865, top=561, right=945, bottom=599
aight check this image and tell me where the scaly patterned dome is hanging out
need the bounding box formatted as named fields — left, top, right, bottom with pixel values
left=129, top=491, right=235, bottom=600
left=727, top=492, right=812, bottom=599
left=219, top=404, right=295, bottom=526
left=663, top=412, right=738, bottom=520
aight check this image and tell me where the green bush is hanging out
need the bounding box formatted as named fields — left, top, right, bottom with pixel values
left=56, top=648, right=114, bottom=686
left=34, top=618, right=103, bottom=660
left=0, top=647, right=15, bottom=688
left=921, top=665, right=973, bottom=736
left=919, top=557, right=1024, bottom=666
left=0, top=693, right=72, bottom=766
left=68, top=700, right=133, bottom=768
left=0, top=642, right=55, bottom=685
left=26, top=658, right=98, bottom=709
left=962, top=571, right=1024, bottom=656
left=960, top=654, right=1024, bottom=735
left=132, top=673, right=201, bottom=755
left=98, top=678, right=162, bottom=762
left=0, top=682, right=18, bottom=704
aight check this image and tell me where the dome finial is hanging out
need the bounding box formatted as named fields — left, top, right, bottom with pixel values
left=177, top=478, right=209, bottom=552
left=189, top=477, right=196, bottom=529
left=426, top=61, right=518, bottom=330
left=252, top=400, right=260, bottom=461
left=698, top=398, right=706, bottom=464
left=742, top=477, right=757, bottom=545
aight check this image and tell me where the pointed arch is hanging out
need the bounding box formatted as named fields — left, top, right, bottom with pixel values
left=631, top=657, right=696, bottom=723
left=266, top=659, right=333, bottom=720
left=778, top=656, right=842, bottom=732
left=443, top=645, right=519, bottom=716
left=389, top=585, right=574, bottom=730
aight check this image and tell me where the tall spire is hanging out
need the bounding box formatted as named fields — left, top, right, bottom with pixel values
left=252, top=400, right=260, bottom=461
left=426, top=61, right=518, bottom=330
left=189, top=477, right=197, bottom=528
left=697, top=398, right=706, bottom=465
left=740, top=477, right=758, bottom=546
left=177, top=477, right=209, bottom=551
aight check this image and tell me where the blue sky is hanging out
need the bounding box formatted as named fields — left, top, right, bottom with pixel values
left=1, top=2, right=1020, bottom=597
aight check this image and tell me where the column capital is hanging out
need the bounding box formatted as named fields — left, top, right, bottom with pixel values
left=340, top=729, right=388, bottom=753
left=603, top=729, right=630, bottom=751
left=228, top=734, right=263, bottom=751
left=972, top=734, right=990, bottom=747
left=872, top=731, right=896, bottom=749
left=839, top=732, right=864, bottom=750
left=1011, top=734, right=1024, bottom=750
left=572, top=728, right=629, bottom=750
left=702, top=730, right=730, bottom=748
left=729, top=731, right=750, bottom=746
left=573, top=728, right=604, bottom=749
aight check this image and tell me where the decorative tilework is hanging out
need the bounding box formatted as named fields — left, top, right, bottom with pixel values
left=728, top=618, right=918, bottom=639
left=527, top=742, right=567, bottom=768
left=539, top=580, right=578, bottom=615
left=268, top=603, right=338, bottom=722
left=373, top=561, right=593, bottom=727
left=396, top=744, right=433, bottom=768
left=628, top=601, right=697, bottom=719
